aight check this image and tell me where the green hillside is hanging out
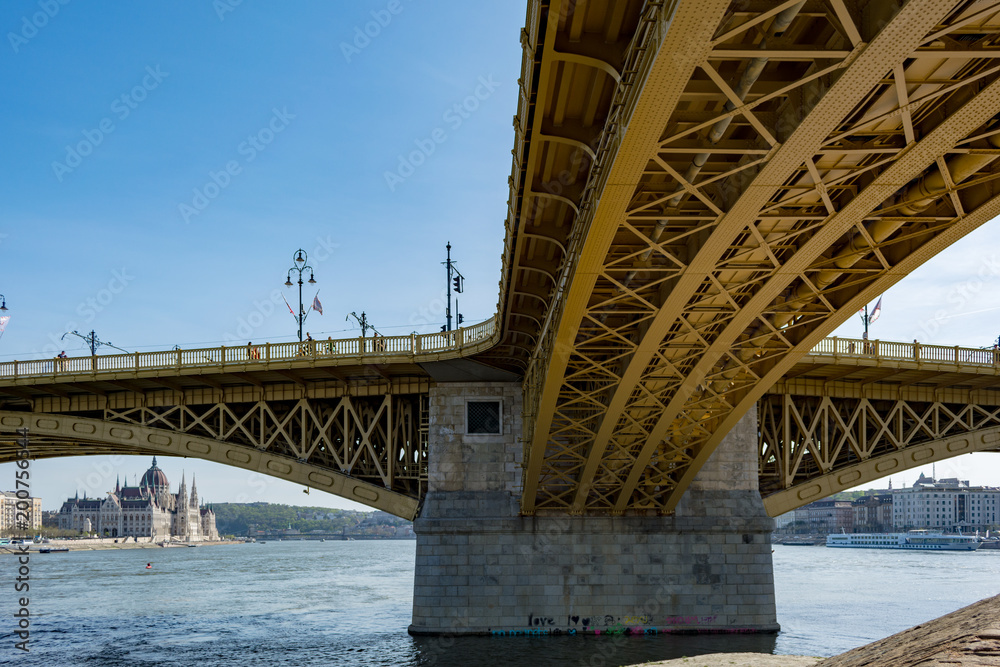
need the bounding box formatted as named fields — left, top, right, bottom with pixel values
left=209, top=502, right=410, bottom=536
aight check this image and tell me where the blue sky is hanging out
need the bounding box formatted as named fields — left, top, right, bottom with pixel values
left=0, top=1, right=997, bottom=511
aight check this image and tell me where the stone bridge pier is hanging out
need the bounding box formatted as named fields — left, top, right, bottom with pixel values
left=409, top=382, right=778, bottom=636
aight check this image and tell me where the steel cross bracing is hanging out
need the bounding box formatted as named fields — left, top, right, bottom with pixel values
left=512, top=0, right=1000, bottom=515
left=5, top=1, right=1000, bottom=520
left=760, top=337, right=1000, bottom=514
left=0, top=384, right=429, bottom=519
left=101, top=396, right=427, bottom=493
left=2, top=336, right=998, bottom=519
left=760, top=394, right=1000, bottom=516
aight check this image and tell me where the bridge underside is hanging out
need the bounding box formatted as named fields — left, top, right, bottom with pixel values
left=505, top=0, right=1000, bottom=517
left=6, top=0, right=1000, bottom=640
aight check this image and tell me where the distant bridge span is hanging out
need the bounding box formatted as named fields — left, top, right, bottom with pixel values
left=762, top=337, right=1000, bottom=515
left=2, top=331, right=999, bottom=519
left=0, top=325, right=502, bottom=519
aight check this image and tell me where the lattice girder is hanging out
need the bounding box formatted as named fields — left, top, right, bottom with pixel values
left=519, top=0, right=1000, bottom=515
left=760, top=392, right=1000, bottom=515
left=0, top=392, right=428, bottom=518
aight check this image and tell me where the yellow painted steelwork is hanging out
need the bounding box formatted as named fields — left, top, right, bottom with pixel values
left=2, top=331, right=998, bottom=520
left=0, top=408, right=426, bottom=519
left=7, top=2, right=1000, bottom=519
left=501, top=0, right=1000, bottom=515
left=0, top=393, right=425, bottom=519
left=761, top=336, right=1000, bottom=515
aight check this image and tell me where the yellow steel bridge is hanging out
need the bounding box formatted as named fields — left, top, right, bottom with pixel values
left=2, top=329, right=999, bottom=519
left=5, top=0, right=1000, bottom=520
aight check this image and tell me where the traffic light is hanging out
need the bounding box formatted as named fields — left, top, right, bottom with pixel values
left=458, top=314, right=464, bottom=325
left=453, top=275, right=463, bottom=293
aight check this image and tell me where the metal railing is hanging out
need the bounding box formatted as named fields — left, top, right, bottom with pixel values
left=3, top=328, right=997, bottom=383
left=807, top=337, right=1000, bottom=367
left=0, top=316, right=500, bottom=382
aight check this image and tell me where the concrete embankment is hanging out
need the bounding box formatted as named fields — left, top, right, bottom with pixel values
left=0, top=539, right=240, bottom=554
left=636, top=594, right=1000, bottom=667
left=634, top=655, right=820, bottom=666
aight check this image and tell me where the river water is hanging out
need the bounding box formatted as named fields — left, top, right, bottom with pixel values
left=4, top=541, right=999, bottom=665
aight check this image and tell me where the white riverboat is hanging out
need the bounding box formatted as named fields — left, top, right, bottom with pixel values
left=826, top=530, right=981, bottom=551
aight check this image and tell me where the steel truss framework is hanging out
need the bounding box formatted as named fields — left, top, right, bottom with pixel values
left=0, top=392, right=428, bottom=519
left=760, top=393, right=1000, bottom=516
left=512, top=0, right=1000, bottom=514
left=5, top=2, right=1000, bottom=523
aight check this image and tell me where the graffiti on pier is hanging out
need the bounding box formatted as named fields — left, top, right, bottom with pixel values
left=491, top=625, right=760, bottom=637
left=492, top=612, right=737, bottom=637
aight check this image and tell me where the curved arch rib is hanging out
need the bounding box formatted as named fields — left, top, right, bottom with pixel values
left=617, top=52, right=1000, bottom=514
left=520, top=0, right=734, bottom=513
left=0, top=411, right=419, bottom=519
left=553, top=0, right=962, bottom=513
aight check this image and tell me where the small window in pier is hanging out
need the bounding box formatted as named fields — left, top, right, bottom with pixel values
left=467, top=400, right=502, bottom=435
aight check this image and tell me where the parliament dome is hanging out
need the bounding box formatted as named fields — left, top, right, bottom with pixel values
left=139, top=457, right=169, bottom=494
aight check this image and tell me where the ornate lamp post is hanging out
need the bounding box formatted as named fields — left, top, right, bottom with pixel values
left=284, top=249, right=316, bottom=342
left=0, top=294, right=7, bottom=311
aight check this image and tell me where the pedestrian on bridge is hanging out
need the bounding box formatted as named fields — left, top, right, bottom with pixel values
left=298, top=333, right=313, bottom=357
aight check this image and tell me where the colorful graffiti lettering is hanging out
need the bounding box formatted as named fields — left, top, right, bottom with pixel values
left=491, top=628, right=578, bottom=636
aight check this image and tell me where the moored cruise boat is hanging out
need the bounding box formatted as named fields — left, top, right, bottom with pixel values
left=826, top=531, right=981, bottom=551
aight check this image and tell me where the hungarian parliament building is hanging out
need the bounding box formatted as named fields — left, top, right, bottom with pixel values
left=57, top=457, right=219, bottom=541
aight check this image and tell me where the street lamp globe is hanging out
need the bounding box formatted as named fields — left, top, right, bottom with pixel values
left=284, top=249, right=316, bottom=342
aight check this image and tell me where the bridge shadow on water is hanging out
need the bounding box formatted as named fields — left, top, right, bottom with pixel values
left=410, top=632, right=778, bottom=666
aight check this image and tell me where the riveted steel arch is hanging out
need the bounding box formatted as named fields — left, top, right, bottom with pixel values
left=0, top=410, right=420, bottom=519
left=762, top=424, right=1000, bottom=516
left=759, top=394, right=1000, bottom=516
left=511, top=0, right=1000, bottom=515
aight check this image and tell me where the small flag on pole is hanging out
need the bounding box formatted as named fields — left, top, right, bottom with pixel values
left=0, top=315, right=8, bottom=333
left=869, top=297, right=883, bottom=324
left=312, top=294, right=323, bottom=315
left=281, top=293, right=295, bottom=316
